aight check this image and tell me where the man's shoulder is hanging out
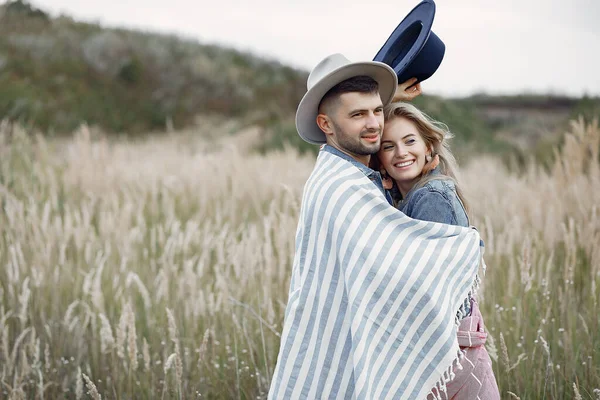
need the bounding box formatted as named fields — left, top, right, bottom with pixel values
left=319, top=145, right=375, bottom=176
left=313, top=151, right=367, bottom=181
left=305, top=155, right=381, bottom=202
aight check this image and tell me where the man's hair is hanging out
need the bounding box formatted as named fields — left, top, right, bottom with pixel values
left=318, top=76, right=379, bottom=114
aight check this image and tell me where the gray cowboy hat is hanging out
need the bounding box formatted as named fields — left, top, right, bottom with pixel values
left=296, top=53, right=397, bottom=144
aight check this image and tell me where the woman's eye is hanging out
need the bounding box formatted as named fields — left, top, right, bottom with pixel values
left=406, top=139, right=415, bottom=145
left=383, top=145, right=393, bottom=150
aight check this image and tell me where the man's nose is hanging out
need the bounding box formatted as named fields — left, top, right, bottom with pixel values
left=365, top=112, right=380, bottom=129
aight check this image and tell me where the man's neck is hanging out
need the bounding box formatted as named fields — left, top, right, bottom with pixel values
left=327, top=143, right=371, bottom=167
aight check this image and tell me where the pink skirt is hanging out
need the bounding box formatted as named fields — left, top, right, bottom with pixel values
left=428, top=300, right=500, bottom=400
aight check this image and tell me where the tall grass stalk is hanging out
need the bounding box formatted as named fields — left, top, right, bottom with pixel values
left=0, top=119, right=598, bottom=398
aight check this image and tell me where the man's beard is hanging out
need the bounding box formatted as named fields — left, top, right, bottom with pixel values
left=331, top=121, right=381, bottom=156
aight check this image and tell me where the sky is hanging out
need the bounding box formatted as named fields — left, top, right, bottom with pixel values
left=30, top=0, right=600, bottom=97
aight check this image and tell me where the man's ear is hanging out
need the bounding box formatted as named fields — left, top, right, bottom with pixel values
left=316, top=114, right=334, bottom=137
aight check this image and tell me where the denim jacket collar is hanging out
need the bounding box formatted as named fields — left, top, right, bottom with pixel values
left=395, top=167, right=443, bottom=204
left=427, top=167, right=442, bottom=179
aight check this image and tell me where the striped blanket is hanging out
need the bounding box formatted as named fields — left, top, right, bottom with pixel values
left=269, top=149, right=484, bottom=399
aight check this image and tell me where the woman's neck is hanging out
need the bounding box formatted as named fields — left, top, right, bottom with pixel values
left=396, top=177, right=419, bottom=199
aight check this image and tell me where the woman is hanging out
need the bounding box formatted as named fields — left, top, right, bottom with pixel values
left=375, top=102, right=500, bottom=399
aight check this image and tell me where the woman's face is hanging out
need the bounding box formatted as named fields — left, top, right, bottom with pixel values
left=378, top=116, right=430, bottom=195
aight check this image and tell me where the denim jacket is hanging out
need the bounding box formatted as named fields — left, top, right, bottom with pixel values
left=396, top=168, right=473, bottom=317
left=397, top=169, right=469, bottom=227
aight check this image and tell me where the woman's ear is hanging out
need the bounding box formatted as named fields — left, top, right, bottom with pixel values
left=423, top=144, right=440, bottom=174
left=427, top=144, right=434, bottom=156
left=425, top=147, right=432, bottom=162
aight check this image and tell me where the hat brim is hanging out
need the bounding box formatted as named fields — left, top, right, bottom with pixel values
left=296, top=62, right=397, bottom=145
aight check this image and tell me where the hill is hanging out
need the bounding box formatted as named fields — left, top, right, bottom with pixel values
left=0, top=0, right=307, bottom=134
left=0, top=0, right=598, bottom=162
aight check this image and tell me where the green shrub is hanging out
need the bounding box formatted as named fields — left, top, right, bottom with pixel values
left=118, top=57, right=143, bottom=85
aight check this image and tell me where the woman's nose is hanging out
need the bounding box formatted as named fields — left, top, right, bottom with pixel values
left=395, top=146, right=408, bottom=158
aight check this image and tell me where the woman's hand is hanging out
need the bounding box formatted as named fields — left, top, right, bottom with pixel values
left=392, top=77, right=422, bottom=102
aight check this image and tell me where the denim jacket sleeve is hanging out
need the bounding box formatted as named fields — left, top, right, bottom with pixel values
left=406, top=187, right=457, bottom=225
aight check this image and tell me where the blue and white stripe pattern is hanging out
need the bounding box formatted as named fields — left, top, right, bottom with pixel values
left=269, top=149, right=482, bottom=399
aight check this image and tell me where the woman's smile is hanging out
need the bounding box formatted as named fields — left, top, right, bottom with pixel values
left=393, top=160, right=415, bottom=169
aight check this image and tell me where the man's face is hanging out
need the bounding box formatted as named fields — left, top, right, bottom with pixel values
left=324, top=92, right=384, bottom=160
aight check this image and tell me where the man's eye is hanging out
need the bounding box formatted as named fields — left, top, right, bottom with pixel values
left=375, top=108, right=383, bottom=113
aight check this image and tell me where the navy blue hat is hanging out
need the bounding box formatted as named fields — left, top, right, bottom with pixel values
left=374, top=0, right=445, bottom=85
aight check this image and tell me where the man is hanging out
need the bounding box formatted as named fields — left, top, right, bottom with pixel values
left=268, top=54, right=483, bottom=399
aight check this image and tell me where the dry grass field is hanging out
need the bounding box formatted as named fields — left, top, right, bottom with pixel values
left=0, top=118, right=599, bottom=399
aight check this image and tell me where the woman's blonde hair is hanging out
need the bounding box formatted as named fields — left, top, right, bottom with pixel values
left=376, top=102, right=469, bottom=212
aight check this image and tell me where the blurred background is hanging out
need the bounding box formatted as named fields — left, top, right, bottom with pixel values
left=29, top=0, right=600, bottom=96
left=1, top=1, right=600, bottom=399
left=1, top=0, right=599, bottom=163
